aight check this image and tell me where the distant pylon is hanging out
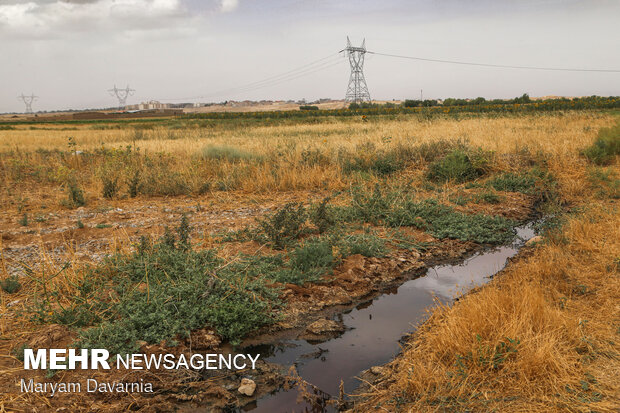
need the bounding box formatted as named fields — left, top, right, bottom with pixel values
left=108, top=85, right=135, bottom=109
left=344, top=37, right=371, bottom=104
left=18, top=93, right=38, bottom=114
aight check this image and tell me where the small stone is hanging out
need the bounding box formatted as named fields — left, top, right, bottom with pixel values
left=238, top=378, right=256, bottom=396
left=526, top=235, right=543, bottom=246
left=306, top=319, right=344, bottom=335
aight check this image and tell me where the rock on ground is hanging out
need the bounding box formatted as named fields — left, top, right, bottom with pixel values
left=238, top=378, right=256, bottom=396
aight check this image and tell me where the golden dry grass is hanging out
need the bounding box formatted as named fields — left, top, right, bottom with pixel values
left=0, top=112, right=613, bottom=156
left=0, top=112, right=616, bottom=209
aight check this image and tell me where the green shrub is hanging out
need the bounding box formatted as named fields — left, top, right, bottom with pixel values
left=267, top=239, right=335, bottom=285
left=339, top=233, right=388, bottom=257
left=488, top=168, right=557, bottom=202
left=200, top=145, right=260, bottom=163
left=385, top=199, right=452, bottom=229
left=347, top=190, right=516, bottom=245
left=488, top=172, right=537, bottom=193
left=587, top=167, right=620, bottom=199
left=128, top=169, right=141, bottom=197
left=64, top=178, right=85, bottom=208
left=258, top=203, right=308, bottom=249
left=1, top=275, right=21, bottom=294
left=290, top=239, right=334, bottom=272
left=301, top=148, right=331, bottom=167
left=409, top=139, right=467, bottom=164
left=583, top=124, right=620, bottom=165
left=429, top=213, right=515, bottom=244
left=426, top=149, right=490, bottom=183
left=19, top=213, right=28, bottom=226
left=348, top=184, right=396, bottom=224
left=309, top=197, right=337, bottom=233
left=478, top=191, right=501, bottom=204
left=61, top=221, right=280, bottom=353
left=339, top=143, right=404, bottom=176
left=101, top=175, right=119, bottom=199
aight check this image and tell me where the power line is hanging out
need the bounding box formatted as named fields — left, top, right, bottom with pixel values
left=163, top=53, right=343, bottom=101
left=366, top=51, right=620, bottom=73
left=203, top=57, right=344, bottom=99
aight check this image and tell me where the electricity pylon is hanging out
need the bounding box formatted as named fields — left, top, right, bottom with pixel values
left=108, top=85, right=135, bottom=109
left=344, top=37, right=371, bottom=104
left=18, top=93, right=38, bottom=114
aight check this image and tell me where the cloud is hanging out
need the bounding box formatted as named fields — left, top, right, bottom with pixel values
left=0, top=0, right=199, bottom=38
left=220, top=0, right=238, bottom=13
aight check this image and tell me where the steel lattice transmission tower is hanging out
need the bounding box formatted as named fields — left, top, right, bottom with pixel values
left=108, top=85, right=135, bottom=109
left=344, top=37, right=371, bottom=104
left=18, top=93, right=38, bottom=114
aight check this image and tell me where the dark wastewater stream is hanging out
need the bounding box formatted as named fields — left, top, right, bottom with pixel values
left=243, top=224, right=536, bottom=412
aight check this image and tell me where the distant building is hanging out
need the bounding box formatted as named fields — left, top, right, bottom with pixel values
left=126, top=100, right=170, bottom=110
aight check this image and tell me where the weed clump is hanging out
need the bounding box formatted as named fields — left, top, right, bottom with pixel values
left=201, top=145, right=260, bottom=163
left=339, top=142, right=404, bottom=176
left=290, top=239, right=334, bottom=272
left=63, top=178, right=85, bottom=208
left=258, top=203, right=308, bottom=249
left=309, top=197, right=337, bottom=233
left=426, top=149, right=490, bottom=183
left=582, top=124, right=620, bottom=165
left=1, top=275, right=21, bottom=294
left=587, top=167, right=620, bottom=199
left=338, top=233, right=388, bottom=257
left=38, top=218, right=280, bottom=353
left=488, top=168, right=556, bottom=202
left=346, top=188, right=516, bottom=245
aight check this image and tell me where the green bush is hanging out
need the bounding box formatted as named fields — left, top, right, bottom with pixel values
left=1, top=275, right=21, bottom=294
left=290, top=239, right=334, bottom=272
left=301, top=148, right=331, bottom=167
left=200, top=145, right=260, bottom=163
left=588, top=167, right=620, bottom=199
left=258, top=203, right=308, bottom=249
left=429, top=213, right=515, bottom=244
left=426, top=149, right=490, bottom=183
left=64, top=178, right=85, bottom=208
left=309, top=197, right=337, bottom=233
left=385, top=199, right=452, bottom=229
left=101, top=175, right=119, bottom=199
left=339, top=233, right=388, bottom=257
left=348, top=185, right=396, bottom=225
left=488, top=168, right=556, bottom=202
left=62, top=222, right=280, bottom=353
left=583, top=124, right=620, bottom=165
left=408, top=139, right=467, bottom=164
left=478, top=191, right=501, bottom=204
left=488, top=172, right=537, bottom=193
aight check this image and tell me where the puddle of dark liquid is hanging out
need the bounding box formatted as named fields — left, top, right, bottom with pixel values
left=246, top=225, right=536, bottom=413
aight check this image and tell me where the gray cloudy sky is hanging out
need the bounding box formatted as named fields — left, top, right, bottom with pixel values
left=0, top=0, right=619, bottom=112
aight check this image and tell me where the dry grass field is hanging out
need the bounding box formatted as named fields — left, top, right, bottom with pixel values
left=0, top=109, right=618, bottom=411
